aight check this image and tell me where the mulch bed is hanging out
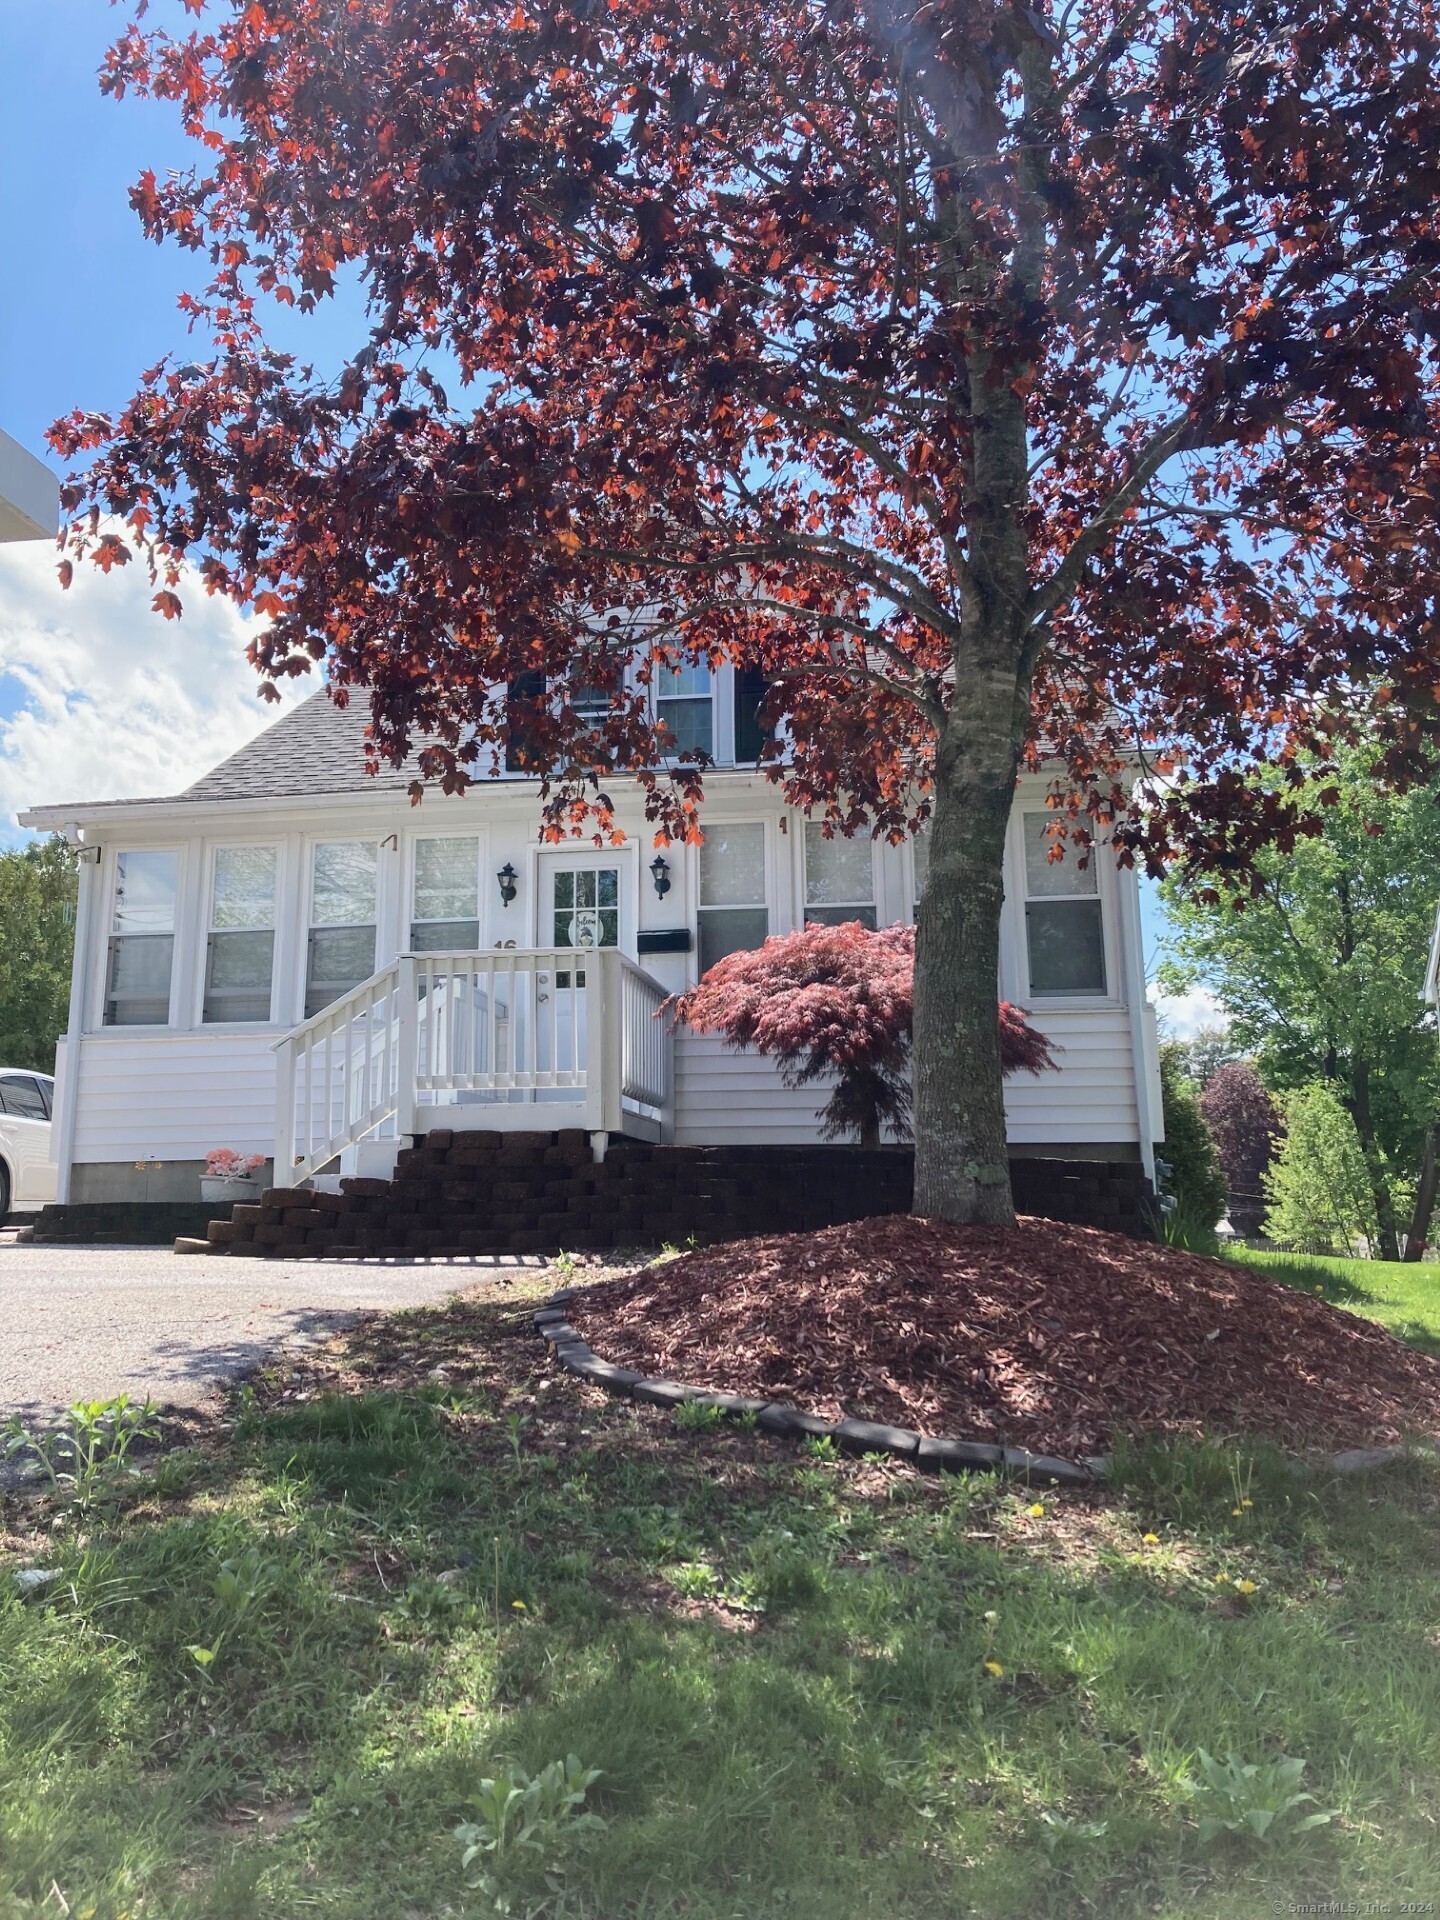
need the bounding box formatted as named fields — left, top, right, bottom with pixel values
left=567, top=1215, right=1440, bottom=1456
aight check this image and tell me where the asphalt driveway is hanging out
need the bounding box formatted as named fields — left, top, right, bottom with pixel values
left=0, top=1235, right=533, bottom=1424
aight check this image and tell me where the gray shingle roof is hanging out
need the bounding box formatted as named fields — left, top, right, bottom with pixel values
left=180, top=691, right=415, bottom=802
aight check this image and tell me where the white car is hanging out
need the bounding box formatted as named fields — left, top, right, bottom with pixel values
left=0, top=1070, right=56, bottom=1214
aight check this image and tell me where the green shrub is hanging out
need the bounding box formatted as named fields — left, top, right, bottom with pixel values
left=1157, top=1045, right=1229, bottom=1243
left=1263, top=1083, right=1378, bottom=1255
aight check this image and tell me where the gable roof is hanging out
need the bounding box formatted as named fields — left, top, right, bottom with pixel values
left=179, top=691, right=414, bottom=802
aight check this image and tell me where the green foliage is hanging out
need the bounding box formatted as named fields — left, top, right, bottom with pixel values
left=672, top=1398, right=727, bottom=1433
left=11, top=1288, right=1440, bottom=1916
left=0, top=836, right=75, bottom=1073
left=456, top=1754, right=604, bottom=1916
left=1157, top=1044, right=1228, bottom=1242
left=1263, top=1083, right=1379, bottom=1255
left=3, top=1394, right=160, bottom=1507
left=1183, top=1750, right=1334, bottom=1847
left=1160, top=742, right=1440, bottom=1251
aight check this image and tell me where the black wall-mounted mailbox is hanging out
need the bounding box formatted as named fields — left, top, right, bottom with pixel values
left=637, top=928, right=693, bottom=954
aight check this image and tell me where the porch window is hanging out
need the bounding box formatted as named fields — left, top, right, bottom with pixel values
left=306, top=841, right=378, bottom=1017
left=204, top=847, right=277, bottom=1023
left=1023, top=812, right=1106, bottom=996
left=411, top=837, right=480, bottom=952
left=697, top=824, right=768, bottom=974
left=804, top=823, right=876, bottom=929
left=104, top=850, right=178, bottom=1026
left=655, top=660, right=714, bottom=758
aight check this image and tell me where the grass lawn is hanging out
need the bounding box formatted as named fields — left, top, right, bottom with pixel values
left=1230, top=1246, right=1440, bottom=1355
left=4, top=1270, right=1440, bottom=1918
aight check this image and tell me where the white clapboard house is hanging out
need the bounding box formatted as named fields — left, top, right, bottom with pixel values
left=22, top=676, right=1164, bottom=1204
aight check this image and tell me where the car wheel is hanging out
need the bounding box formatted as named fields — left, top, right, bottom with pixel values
left=0, top=1161, right=10, bottom=1224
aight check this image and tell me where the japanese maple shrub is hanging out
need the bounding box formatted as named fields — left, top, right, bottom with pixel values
left=670, top=922, right=1053, bottom=1151
left=56, top=0, right=1440, bottom=1227
left=1200, top=1063, right=1282, bottom=1240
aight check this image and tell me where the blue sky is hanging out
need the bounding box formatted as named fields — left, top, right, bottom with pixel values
left=0, top=0, right=1210, bottom=1028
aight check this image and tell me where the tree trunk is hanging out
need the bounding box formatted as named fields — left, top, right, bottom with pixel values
left=912, top=683, right=1025, bottom=1226
left=1348, top=1059, right=1401, bottom=1261
left=1403, top=1125, right=1439, bottom=1262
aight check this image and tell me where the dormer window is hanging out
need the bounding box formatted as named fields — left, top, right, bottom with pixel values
left=655, top=660, right=713, bottom=757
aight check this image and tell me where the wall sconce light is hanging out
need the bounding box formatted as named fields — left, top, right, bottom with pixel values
left=497, top=863, right=518, bottom=908
left=649, top=853, right=672, bottom=899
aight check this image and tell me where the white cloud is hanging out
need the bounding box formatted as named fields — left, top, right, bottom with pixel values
left=1151, top=984, right=1228, bottom=1041
left=0, top=539, right=313, bottom=839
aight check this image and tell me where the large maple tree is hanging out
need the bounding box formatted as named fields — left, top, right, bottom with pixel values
left=54, top=0, right=1440, bottom=1224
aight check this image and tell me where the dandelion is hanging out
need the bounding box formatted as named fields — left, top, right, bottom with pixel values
left=512, top=1599, right=527, bottom=1610
left=1028, top=1502, right=1045, bottom=1518
left=1241, top=1498, right=1253, bottom=1508
left=1142, top=1533, right=1160, bottom=1545
left=1214, top=1572, right=1230, bottom=1584
left=984, top=1661, right=1004, bottom=1677
left=1236, top=1579, right=1258, bottom=1595
left=983, top=1610, right=998, bottom=1622
left=1232, top=1506, right=1244, bottom=1516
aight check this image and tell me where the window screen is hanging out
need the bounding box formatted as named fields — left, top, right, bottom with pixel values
left=306, top=841, right=378, bottom=1016
left=412, top=837, right=480, bottom=952
left=803, top=824, right=876, bottom=929
left=204, top=846, right=277, bottom=1022
left=697, top=824, right=768, bottom=973
left=104, top=850, right=178, bottom=1025
left=1022, top=813, right=1106, bottom=995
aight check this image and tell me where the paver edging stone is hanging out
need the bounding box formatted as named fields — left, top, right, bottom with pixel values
left=532, top=1296, right=1416, bottom=1484
left=532, top=1298, right=1104, bottom=1486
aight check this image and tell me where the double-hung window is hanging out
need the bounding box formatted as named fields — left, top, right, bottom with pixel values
left=804, top=824, right=876, bottom=928
left=204, top=847, right=277, bottom=1022
left=697, top=824, right=769, bottom=974
left=411, top=837, right=480, bottom=952
left=306, top=841, right=378, bottom=1016
left=655, top=660, right=714, bottom=758
left=732, top=666, right=769, bottom=763
left=104, top=850, right=178, bottom=1025
left=1023, top=813, right=1106, bottom=996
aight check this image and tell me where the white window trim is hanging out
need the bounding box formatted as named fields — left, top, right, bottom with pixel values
left=405, top=829, right=488, bottom=954
left=801, top=823, right=880, bottom=927
left=196, top=840, right=283, bottom=1028
left=1011, top=811, right=1121, bottom=1007
left=304, top=837, right=382, bottom=1016
left=693, top=817, right=773, bottom=982
left=95, top=844, right=187, bottom=1032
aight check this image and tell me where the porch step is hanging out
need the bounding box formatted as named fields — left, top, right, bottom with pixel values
left=186, top=1132, right=1155, bottom=1258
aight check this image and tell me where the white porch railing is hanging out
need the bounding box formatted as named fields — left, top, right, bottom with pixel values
left=274, top=949, right=672, bottom=1181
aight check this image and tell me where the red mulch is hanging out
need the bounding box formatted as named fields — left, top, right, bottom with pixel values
left=568, top=1215, right=1440, bottom=1457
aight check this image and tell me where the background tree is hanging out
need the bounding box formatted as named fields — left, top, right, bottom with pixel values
left=670, top=922, right=1053, bottom=1150
left=1157, top=1044, right=1229, bottom=1246
left=55, top=0, right=1440, bottom=1226
left=0, top=838, right=76, bottom=1073
left=1161, top=743, right=1440, bottom=1259
left=1175, top=1027, right=1240, bottom=1093
left=1263, top=1083, right=1378, bottom=1256
left=1200, top=1061, right=1281, bottom=1239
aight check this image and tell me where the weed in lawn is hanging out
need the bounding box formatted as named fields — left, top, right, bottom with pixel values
left=802, top=1434, right=840, bottom=1463
left=666, top=1558, right=723, bottom=1600
left=1183, top=1749, right=1335, bottom=1847
left=3, top=1394, right=161, bottom=1507
left=673, top=1399, right=726, bottom=1434
left=456, top=1754, right=604, bottom=1916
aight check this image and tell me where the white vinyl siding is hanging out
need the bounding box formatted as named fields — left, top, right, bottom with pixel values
left=69, top=1032, right=278, bottom=1161
left=104, top=850, right=178, bottom=1026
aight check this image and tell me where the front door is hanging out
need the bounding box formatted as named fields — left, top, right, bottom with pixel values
left=535, top=858, right=625, bottom=1089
